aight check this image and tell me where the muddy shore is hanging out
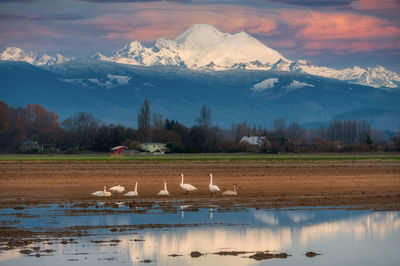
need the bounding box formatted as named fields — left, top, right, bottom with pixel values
left=1, top=162, right=399, bottom=210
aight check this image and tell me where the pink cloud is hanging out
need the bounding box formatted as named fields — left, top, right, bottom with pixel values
left=2, top=1, right=399, bottom=57
left=303, top=40, right=400, bottom=52
left=283, top=11, right=400, bottom=40
left=85, top=3, right=277, bottom=41
left=84, top=2, right=399, bottom=56
left=273, top=9, right=400, bottom=54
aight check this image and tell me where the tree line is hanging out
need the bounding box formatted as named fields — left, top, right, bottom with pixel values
left=0, top=100, right=399, bottom=153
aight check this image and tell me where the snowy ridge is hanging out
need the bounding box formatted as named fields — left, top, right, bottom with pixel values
left=273, top=59, right=400, bottom=88
left=0, top=47, right=70, bottom=66
left=101, top=24, right=286, bottom=70
left=1, top=24, right=399, bottom=88
left=61, top=74, right=131, bottom=89
left=250, top=78, right=279, bottom=92
left=99, top=24, right=399, bottom=88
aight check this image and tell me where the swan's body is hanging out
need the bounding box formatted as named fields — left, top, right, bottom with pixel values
left=124, top=182, right=138, bottom=196
left=209, top=174, right=220, bottom=195
left=158, top=179, right=170, bottom=196
left=222, top=184, right=237, bottom=196
left=92, top=186, right=111, bottom=197
left=110, top=184, right=125, bottom=193
left=180, top=174, right=197, bottom=194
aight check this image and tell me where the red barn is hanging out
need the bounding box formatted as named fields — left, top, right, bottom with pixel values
left=110, top=146, right=128, bottom=154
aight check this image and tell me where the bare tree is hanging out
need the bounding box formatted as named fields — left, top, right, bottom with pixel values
left=196, top=105, right=211, bottom=128
left=61, top=112, right=99, bottom=150
left=137, top=99, right=151, bottom=142
left=273, top=118, right=286, bottom=131
left=327, top=120, right=371, bottom=145
left=152, top=113, right=164, bottom=130
left=288, top=122, right=304, bottom=139
left=231, top=122, right=250, bottom=142
left=62, top=112, right=98, bottom=133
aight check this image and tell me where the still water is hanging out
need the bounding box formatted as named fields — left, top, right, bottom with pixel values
left=0, top=202, right=399, bottom=265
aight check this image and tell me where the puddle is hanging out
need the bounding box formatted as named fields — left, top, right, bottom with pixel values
left=0, top=202, right=399, bottom=265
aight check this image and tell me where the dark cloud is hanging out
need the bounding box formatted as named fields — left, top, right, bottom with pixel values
left=267, top=0, right=354, bottom=8
left=0, top=0, right=37, bottom=2
left=0, top=14, right=84, bottom=20
left=78, top=0, right=190, bottom=2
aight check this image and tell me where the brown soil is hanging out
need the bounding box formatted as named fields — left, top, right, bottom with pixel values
left=0, top=162, right=399, bottom=210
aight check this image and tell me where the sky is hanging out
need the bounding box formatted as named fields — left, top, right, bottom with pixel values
left=0, top=0, right=399, bottom=71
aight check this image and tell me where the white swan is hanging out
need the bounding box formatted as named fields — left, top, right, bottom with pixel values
left=91, top=186, right=111, bottom=197
left=222, top=184, right=238, bottom=196
left=157, top=179, right=170, bottom=196
left=209, top=174, right=220, bottom=195
left=124, top=182, right=138, bottom=196
left=110, top=184, right=125, bottom=193
left=180, top=173, right=197, bottom=194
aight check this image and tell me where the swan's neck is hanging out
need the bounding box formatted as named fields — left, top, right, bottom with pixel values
left=233, top=185, right=236, bottom=193
left=134, top=182, right=137, bottom=192
left=164, top=181, right=167, bottom=191
left=181, top=175, right=184, bottom=185
left=103, top=186, right=106, bottom=192
left=210, top=175, right=213, bottom=185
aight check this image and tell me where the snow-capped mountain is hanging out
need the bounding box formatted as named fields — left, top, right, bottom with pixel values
left=273, top=59, right=400, bottom=88
left=0, top=47, right=70, bottom=66
left=1, top=24, right=399, bottom=88
left=101, top=24, right=287, bottom=71
left=99, top=24, right=399, bottom=88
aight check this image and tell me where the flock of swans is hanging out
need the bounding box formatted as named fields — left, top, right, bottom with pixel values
left=91, top=173, right=237, bottom=197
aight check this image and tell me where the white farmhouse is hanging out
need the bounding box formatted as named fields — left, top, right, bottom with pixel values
left=240, top=136, right=265, bottom=146
left=141, top=143, right=167, bottom=154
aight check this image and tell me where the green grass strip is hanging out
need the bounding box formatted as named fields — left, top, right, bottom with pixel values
left=0, top=154, right=399, bottom=163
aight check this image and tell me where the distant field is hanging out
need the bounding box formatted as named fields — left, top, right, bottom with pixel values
left=0, top=153, right=399, bottom=163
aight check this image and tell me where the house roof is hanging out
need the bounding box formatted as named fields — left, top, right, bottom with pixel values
left=111, top=146, right=128, bottom=151
left=22, top=140, right=37, bottom=145
left=240, top=136, right=265, bottom=145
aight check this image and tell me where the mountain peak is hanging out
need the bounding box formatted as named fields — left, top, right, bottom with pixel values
left=174, top=24, right=226, bottom=49
left=0, top=46, right=69, bottom=66
left=92, top=23, right=400, bottom=88
left=175, top=24, right=223, bottom=44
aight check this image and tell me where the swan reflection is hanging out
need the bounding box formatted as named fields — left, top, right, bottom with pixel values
left=180, top=205, right=192, bottom=219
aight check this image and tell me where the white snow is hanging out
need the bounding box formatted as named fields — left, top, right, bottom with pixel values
left=107, top=74, right=131, bottom=86
left=60, top=74, right=131, bottom=89
left=2, top=24, right=399, bottom=89
left=250, top=78, right=279, bottom=92
left=0, top=47, right=69, bottom=66
left=99, top=24, right=399, bottom=88
left=285, top=80, right=315, bottom=91
left=101, top=24, right=287, bottom=70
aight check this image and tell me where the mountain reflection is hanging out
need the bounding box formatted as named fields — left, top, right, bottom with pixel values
left=116, top=211, right=399, bottom=264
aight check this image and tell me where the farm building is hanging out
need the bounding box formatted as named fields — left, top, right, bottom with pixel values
left=110, top=146, right=128, bottom=154
left=141, top=143, right=167, bottom=154
left=240, top=136, right=266, bottom=146
left=20, top=140, right=43, bottom=152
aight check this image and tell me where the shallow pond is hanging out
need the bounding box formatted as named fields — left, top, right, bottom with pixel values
left=0, top=201, right=399, bottom=265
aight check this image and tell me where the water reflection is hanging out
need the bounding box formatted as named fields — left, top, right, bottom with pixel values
left=116, top=210, right=399, bottom=265
left=180, top=205, right=192, bottom=219
left=0, top=249, right=21, bottom=263
left=1, top=206, right=399, bottom=266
